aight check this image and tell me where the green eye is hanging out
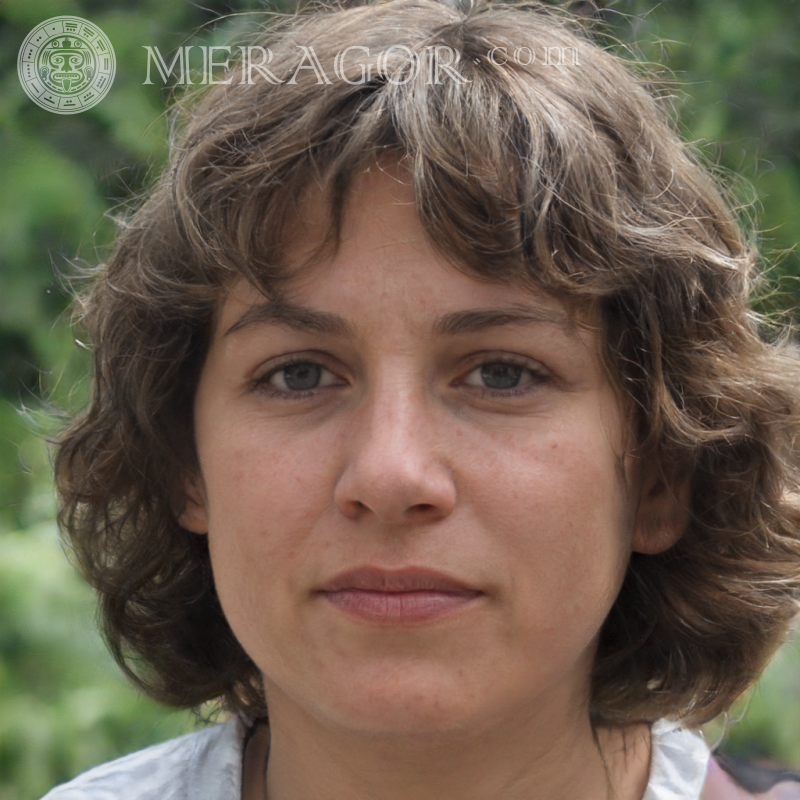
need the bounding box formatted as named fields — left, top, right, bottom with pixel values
left=271, top=362, right=324, bottom=391
left=275, top=362, right=322, bottom=392
left=257, top=358, right=343, bottom=397
left=462, top=359, right=543, bottom=393
left=480, top=362, right=524, bottom=389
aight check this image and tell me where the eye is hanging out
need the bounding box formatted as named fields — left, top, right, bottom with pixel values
left=461, top=359, right=546, bottom=393
left=256, top=359, right=340, bottom=395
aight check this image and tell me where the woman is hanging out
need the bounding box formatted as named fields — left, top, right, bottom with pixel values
left=46, top=1, right=800, bottom=798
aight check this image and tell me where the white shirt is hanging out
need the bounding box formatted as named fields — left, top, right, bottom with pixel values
left=41, top=717, right=709, bottom=800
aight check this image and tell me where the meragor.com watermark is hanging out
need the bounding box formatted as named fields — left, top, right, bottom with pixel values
left=142, top=44, right=580, bottom=86
left=17, top=16, right=115, bottom=114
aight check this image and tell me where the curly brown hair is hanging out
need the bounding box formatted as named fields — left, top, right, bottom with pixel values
left=55, top=0, right=800, bottom=728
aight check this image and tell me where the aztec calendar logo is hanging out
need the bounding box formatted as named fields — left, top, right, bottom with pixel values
left=17, top=16, right=116, bottom=114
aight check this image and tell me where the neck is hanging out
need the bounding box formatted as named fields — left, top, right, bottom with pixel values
left=260, top=693, right=651, bottom=800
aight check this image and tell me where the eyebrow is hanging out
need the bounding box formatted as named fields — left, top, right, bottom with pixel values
left=224, top=299, right=572, bottom=338
left=225, top=300, right=354, bottom=337
left=432, top=306, right=571, bottom=336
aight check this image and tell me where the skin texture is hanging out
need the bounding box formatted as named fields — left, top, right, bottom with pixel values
left=181, top=162, right=682, bottom=800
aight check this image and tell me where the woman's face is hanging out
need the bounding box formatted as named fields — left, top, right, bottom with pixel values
left=183, top=164, right=666, bottom=739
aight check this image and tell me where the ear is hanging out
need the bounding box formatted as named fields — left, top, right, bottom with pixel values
left=631, top=462, right=691, bottom=555
left=178, top=474, right=209, bottom=534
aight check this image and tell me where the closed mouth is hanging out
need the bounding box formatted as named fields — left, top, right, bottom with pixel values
left=318, top=566, right=483, bottom=624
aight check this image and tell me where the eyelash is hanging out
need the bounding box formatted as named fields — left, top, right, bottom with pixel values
left=252, top=355, right=549, bottom=401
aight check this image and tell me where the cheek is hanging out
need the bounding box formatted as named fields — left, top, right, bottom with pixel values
left=200, top=421, right=342, bottom=614
left=201, top=417, right=338, bottom=527
left=467, top=418, right=632, bottom=629
left=471, top=416, right=628, bottom=531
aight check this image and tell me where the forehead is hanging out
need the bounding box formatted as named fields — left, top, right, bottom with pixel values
left=217, top=159, right=596, bottom=343
left=219, top=165, right=597, bottom=346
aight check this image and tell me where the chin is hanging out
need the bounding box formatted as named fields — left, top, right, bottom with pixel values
left=315, top=666, right=488, bottom=737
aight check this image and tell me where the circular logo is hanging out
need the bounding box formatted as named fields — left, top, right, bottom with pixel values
left=17, top=16, right=116, bottom=114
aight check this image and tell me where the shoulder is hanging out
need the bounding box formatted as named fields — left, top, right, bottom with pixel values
left=40, top=718, right=246, bottom=800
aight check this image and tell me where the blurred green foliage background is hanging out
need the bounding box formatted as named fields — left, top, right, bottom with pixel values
left=0, top=0, right=798, bottom=798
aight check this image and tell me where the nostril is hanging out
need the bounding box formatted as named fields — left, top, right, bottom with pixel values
left=407, top=503, right=442, bottom=521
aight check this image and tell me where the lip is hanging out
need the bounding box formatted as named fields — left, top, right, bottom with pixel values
left=320, top=566, right=480, bottom=593
left=317, top=567, right=483, bottom=624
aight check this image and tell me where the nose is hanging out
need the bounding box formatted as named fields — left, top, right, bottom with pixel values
left=333, top=377, right=457, bottom=526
